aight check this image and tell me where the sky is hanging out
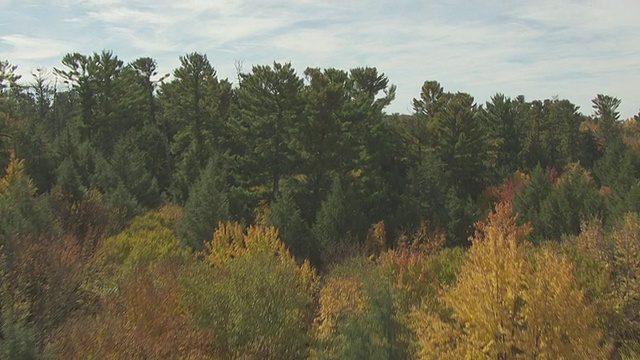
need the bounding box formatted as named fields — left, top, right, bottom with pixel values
left=1, top=0, right=639, bottom=118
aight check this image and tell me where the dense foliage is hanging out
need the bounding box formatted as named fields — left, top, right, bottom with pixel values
left=1, top=52, right=640, bottom=358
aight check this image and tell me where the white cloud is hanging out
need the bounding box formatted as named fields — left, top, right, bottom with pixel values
left=3, top=0, right=639, bottom=118
left=0, top=34, right=71, bottom=61
left=87, top=6, right=174, bottom=26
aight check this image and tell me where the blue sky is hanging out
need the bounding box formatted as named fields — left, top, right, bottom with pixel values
left=1, top=0, right=639, bottom=118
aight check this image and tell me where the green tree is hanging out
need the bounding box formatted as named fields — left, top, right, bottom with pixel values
left=235, top=62, right=304, bottom=199
left=412, top=80, right=445, bottom=126
left=513, top=166, right=553, bottom=237
left=348, top=68, right=402, bottom=240
left=55, top=51, right=144, bottom=155
left=593, top=94, right=623, bottom=153
left=178, top=157, right=229, bottom=249
left=594, top=144, right=640, bottom=222
left=106, top=132, right=160, bottom=209
left=480, top=93, right=522, bottom=182
left=538, top=164, right=602, bottom=240
left=297, top=67, right=353, bottom=218
left=265, top=182, right=316, bottom=261
left=398, top=149, right=448, bottom=233
left=30, top=68, right=53, bottom=128
left=0, top=154, right=53, bottom=255
left=312, top=176, right=360, bottom=250
left=519, top=99, right=585, bottom=170
left=160, top=52, right=232, bottom=201
left=183, top=223, right=317, bottom=359
left=433, top=92, right=485, bottom=198
left=0, top=60, right=22, bottom=175
left=129, top=57, right=166, bottom=126
left=127, top=57, right=172, bottom=193
left=295, top=67, right=396, bottom=228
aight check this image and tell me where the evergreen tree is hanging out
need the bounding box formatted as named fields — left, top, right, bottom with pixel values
left=399, top=150, right=448, bottom=232
left=412, top=80, right=445, bottom=128
left=160, top=52, right=232, bottom=200
left=298, top=67, right=354, bottom=220
left=538, top=164, right=602, bottom=240
left=593, top=94, right=624, bottom=154
left=312, top=176, right=363, bottom=250
left=178, top=157, right=230, bottom=249
left=265, top=183, right=316, bottom=262
left=433, top=92, right=485, bottom=198
left=349, top=68, right=401, bottom=242
left=55, top=51, right=146, bottom=155
left=513, top=165, right=553, bottom=237
left=0, top=60, right=22, bottom=176
left=594, top=144, right=640, bottom=222
left=444, top=188, right=477, bottom=247
left=108, top=132, right=160, bottom=209
left=480, top=93, right=521, bottom=182
left=235, top=62, right=304, bottom=199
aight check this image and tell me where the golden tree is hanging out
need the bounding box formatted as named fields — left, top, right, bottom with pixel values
left=609, top=213, right=640, bottom=357
left=413, top=203, right=608, bottom=359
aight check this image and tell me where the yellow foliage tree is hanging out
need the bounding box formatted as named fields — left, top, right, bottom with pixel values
left=315, top=277, right=368, bottom=342
left=413, top=203, right=608, bottom=359
left=521, top=247, right=604, bottom=358
left=96, top=207, right=190, bottom=284
left=187, top=222, right=318, bottom=359
left=0, top=153, right=36, bottom=195
left=609, top=213, right=640, bottom=357
left=206, top=222, right=317, bottom=292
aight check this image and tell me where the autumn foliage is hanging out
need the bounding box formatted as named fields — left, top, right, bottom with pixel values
left=3, top=51, right=640, bottom=358
left=412, top=203, right=608, bottom=359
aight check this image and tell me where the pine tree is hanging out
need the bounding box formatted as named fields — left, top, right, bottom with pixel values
left=265, top=183, right=316, bottom=261
left=538, top=163, right=602, bottom=240
left=235, top=62, right=304, bottom=199
left=513, top=165, right=553, bottom=237
left=433, top=92, right=486, bottom=198
left=178, top=157, right=229, bottom=249
left=312, top=177, right=351, bottom=250
left=480, top=93, right=521, bottom=182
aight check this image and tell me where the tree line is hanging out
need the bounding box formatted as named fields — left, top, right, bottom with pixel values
left=1, top=51, right=640, bottom=358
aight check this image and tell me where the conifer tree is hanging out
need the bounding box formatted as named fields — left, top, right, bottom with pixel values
left=160, top=52, right=232, bottom=198
left=312, top=177, right=351, bottom=250
left=513, top=165, right=553, bottom=237
left=235, top=62, right=304, bottom=199
left=538, top=163, right=602, bottom=240
left=480, top=93, right=521, bottom=182
left=433, top=92, right=485, bottom=198
left=178, top=157, right=229, bottom=249
left=265, top=183, right=316, bottom=261
left=593, top=94, right=622, bottom=149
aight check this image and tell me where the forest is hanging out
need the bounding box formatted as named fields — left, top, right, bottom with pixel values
left=1, top=51, right=640, bottom=359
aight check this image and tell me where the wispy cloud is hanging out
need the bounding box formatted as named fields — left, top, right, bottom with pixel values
left=0, top=34, right=71, bottom=61
left=1, top=0, right=639, bottom=117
